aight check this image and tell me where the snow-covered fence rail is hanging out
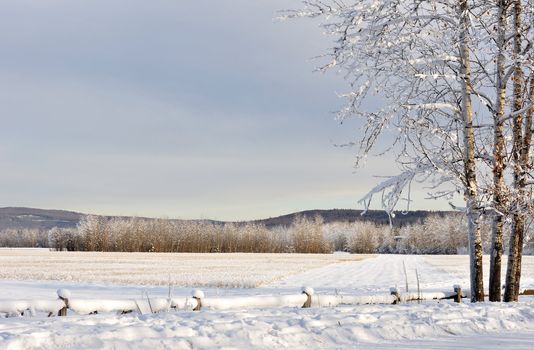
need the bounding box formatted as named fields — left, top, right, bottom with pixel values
left=0, top=299, right=65, bottom=317
left=400, top=291, right=465, bottom=302
left=0, top=286, right=474, bottom=317
left=70, top=297, right=198, bottom=315
left=0, top=296, right=198, bottom=317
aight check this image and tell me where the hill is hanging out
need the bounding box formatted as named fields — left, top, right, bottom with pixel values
left=0, top=207, right=83, bottom=230
left=251, top=209, right=451, bottom=227
left=0, top=207, right=453, bottom=231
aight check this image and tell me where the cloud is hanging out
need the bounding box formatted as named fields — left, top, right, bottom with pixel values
left=0, top=0, right=450, bottom=220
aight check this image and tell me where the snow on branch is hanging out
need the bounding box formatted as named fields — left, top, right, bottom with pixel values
left=403, top=103, right=461, bottom=114
left=358, top=168, right=418, bottom=223
left=409, top=56, right=460, bottom=67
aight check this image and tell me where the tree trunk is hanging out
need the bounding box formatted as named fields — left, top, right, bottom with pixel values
left=489, top=0, right=508, bottom=302
left=504, top=0, right=525, bottom=302
left=459, top=0, right=484, bottom=302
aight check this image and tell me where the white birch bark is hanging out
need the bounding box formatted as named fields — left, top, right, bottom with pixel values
left=489, top=0, right=508, bottom=303
left=504, top=0, right=526, bottom=302
left=459, top=0, right=484, bottom=302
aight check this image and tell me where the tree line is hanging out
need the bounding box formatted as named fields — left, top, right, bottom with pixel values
left=2, top=214, right=532, bottom=255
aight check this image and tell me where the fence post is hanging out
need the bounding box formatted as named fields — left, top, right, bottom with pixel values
left=192, top=290, right=204, bottom=311
left=390, top=287, right=400, bottom=304
left=302, top=287, right=314, bottom=308
left=453, top=285, right=462, bottom=303
left=57, top=289, right=71, bottom=316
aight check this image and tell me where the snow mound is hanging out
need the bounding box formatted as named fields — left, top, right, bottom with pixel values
left=56, top=289, right=71, bottom=299
left=192, top=289, right=205, bottom=299
left=302, top=286, right=314, bottom=296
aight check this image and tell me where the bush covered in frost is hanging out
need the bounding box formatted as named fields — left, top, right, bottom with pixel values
left=2, top=213, right=532, bottom=255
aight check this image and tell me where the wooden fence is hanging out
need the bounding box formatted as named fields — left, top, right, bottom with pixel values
left=0, top=285, right=477, bottom=318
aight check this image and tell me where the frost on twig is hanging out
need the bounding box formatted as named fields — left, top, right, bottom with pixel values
left=358, top=168, right=419, bottom=225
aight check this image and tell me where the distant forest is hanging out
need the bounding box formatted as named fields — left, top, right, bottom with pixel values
left=0, top=207, right=532, bottom=255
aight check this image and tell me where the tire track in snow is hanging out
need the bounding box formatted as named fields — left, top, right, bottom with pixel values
left=266, top=255, right=459, bottom=294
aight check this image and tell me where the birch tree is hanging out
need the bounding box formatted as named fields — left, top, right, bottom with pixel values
left=459, top=0, right=485, bottom=302
left=504, top=0, right=533, bottom=302
left=466, top=0, right=533, bottom=302
left=488, top=0, right=509, bottom=302
left=284, top=0, right=501, bottom=301
left=285, top=0, right=534, bottom=301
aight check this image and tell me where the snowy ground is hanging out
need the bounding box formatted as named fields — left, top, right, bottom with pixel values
left=2, top=302, right=533, bottom=349
left=0, top=252, right=533, bottom=349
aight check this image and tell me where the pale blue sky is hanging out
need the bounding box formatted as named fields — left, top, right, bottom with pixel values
left=0, top=0, right=450, bottom=220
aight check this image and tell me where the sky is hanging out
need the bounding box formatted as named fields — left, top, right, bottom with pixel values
left=0, top=0, right=452, bottom=221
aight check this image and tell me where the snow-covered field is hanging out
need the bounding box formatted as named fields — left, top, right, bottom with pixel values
left=0, top=251, right=533, bottom=349
left=0, top=249, right=367, bottom=288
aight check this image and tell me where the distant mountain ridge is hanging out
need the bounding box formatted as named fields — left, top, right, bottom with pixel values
left=247, top=209, right=452, bottom=227
left=0, top=207, right=453, bottom=231
left=0, top=207, right=82, bottom=230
